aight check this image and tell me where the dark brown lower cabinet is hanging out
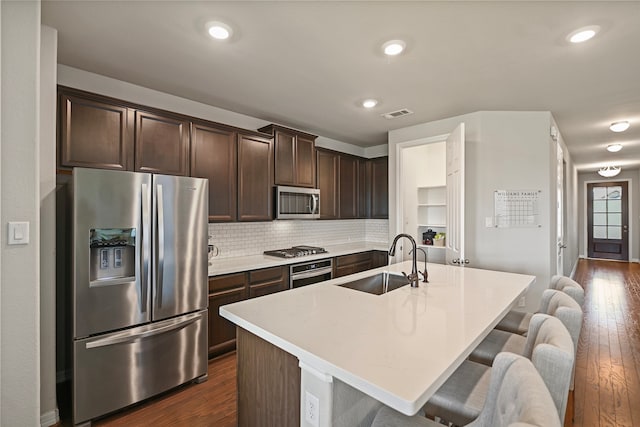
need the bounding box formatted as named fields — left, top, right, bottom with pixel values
left=208, top=273, right=247, bottom=357
left=248, top=266, right=288, bottom=298
left=372, top=250, right=389, bottom=269
left=334, top=251, right=374, bottom=278
left=208, top=266, right=288, bottom=357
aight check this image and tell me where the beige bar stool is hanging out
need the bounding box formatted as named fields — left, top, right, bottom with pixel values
left=371, top=352, right=561, bottom=427
left=423, top=314, right=574, bottom=426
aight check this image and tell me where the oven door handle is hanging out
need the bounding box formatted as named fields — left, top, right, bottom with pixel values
left=290, top=267, right=334, bottom=281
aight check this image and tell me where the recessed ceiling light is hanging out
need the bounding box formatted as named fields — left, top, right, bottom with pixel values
left=598, top=166, right=621, bottom=178
left=362, top=99, right=378, bottom=109
left=207, top=21, right=232, bottom=40
left=567, top=25, right=600, bottom=43
left=610, top=121, right=630, bottom=132
left=382, top=40, right=406, bottom=56
left=607, top=144, right=623, bottom=153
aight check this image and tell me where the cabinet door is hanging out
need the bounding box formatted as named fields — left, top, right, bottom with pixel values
left=274, top=130, right=296, bottom=186
left=238, top=134, right=274, bottom=221
left=295, top=135, right=316, bottom=188
left=316, top=150, right=339, bottom=219
left=135, top=110, right=190, bottom=176
left=339, top=155, right=358, bottom=219
left=191, top=122, right=237, bottom=222
left=370, top=157, right=389, bottom=219
left=59, top=91, right=133, bottom=170
left=208, top=273, right=247, bottom=357
left=248, top=266, right=288, bottom=298
left=334, top=252, right=373, bottom=278
left=358, top=159, right=371, bottom=218
left=372, top=250, right=389, bottom=268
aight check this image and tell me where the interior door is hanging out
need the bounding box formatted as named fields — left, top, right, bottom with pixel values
left=152, top=174, right=209, bottom=321
left=446, top=123, right=466, bottom=266
left=587, top=181, right=629, bottom=260
left=556, top=143, right=565, bottom=274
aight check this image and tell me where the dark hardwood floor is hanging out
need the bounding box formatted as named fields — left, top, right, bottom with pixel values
left=569, top=258, right=640, bottom=427
left=59, top=352, right=238, bottom=427
left=58, top=259, right=640, bottom=427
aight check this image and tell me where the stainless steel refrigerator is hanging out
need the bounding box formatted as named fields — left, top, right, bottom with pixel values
left=71, top=168, right=208, bottom=425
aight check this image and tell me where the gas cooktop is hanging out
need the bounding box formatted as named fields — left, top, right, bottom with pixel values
left=263, top=245, right=328, bottom=258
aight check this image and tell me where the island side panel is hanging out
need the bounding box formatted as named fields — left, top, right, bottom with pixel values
left=237, top=327, right=301, bottom=426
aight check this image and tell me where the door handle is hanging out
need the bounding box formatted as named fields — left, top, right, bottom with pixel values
left=559, top=243, right=567, bottom=249
left=141, top=183, right=150, bottom=313
left=86, top=312, right=202, bottom=349
left=156, top=184, right=165, bottom=308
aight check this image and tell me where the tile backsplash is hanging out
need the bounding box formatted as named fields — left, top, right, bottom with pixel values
left=208, top=219, right=389, bottom=259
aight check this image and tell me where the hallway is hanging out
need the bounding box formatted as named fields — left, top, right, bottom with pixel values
left=571, top=259, right=640, bottom=426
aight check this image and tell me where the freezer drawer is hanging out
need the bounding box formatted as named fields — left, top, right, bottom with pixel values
left=73, top=310, right=208, bottom=424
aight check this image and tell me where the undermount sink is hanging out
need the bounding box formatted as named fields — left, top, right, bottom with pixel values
left=338, top=272, right=410, bottom=295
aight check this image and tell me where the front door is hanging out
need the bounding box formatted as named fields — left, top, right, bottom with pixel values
left=587, top=181, right=629, bottom=260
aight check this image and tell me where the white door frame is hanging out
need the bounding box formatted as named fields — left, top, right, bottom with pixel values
left=394, top=133, right=449, bottom=263
left=582, top=178, right=633, bottom=261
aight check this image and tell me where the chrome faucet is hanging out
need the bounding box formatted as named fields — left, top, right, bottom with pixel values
left=388, top=233, right=420, bottom=288
left=409, top=247, right=429, bottom=283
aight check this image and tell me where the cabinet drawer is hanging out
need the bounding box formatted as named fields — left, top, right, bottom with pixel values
left=335, top=251, right=372, bottom=267
left=209, top=273, right=247, bottom=293
left=249, top=266, right=285, bottom=283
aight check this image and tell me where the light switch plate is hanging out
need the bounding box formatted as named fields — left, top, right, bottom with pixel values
left=485, top=217, right=493, bottom=228
left=8, top=221, right=30, bottom=245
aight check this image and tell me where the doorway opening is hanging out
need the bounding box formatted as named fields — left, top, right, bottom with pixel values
left=586, top=181, right=629, bottom=261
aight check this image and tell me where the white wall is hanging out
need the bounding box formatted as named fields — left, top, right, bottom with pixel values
left=577, top=169, right=640, bottom=262
left=40, top=25, right=59, bottom=426
left=57, top=65, right=386, bottom=159
left=1, top=1, right=41, bottom=425
left=389, top=111, right=577, bottom=311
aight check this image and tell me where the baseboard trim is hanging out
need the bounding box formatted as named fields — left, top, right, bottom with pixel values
left=40, top=408, right=60, bottom=427
left=569, top=258, right=579, bottom=280
left=631, top=258, right=640, bottom=263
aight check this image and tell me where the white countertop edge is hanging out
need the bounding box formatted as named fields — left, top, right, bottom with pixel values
left=208, top=241, right=389, bottom=276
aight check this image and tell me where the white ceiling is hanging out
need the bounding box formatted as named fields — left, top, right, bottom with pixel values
left=42, top=1, right=640, bottom=172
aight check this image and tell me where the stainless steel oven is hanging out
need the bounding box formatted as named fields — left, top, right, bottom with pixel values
left=289, top=258, right=333, bottom=289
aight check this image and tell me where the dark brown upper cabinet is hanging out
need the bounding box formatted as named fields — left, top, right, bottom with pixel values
left=134, top=110, right=190, bottom=176
left=316, top=149, right=339, bottom=219
left=370, top=157, right=389, bottom=218
left=58, top=88, right=133, bottom=171
left=190, top=122, right=237, bottom=222
left=259, top=125, right=317, bottom=188
left=358, top=159, right=371, bottom=218
left=339, top=155, right=358, bottom=219
left=237, top=133, right=274, bottom=221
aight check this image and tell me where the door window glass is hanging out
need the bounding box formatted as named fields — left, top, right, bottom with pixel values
left=592, top=186, right=623, bottom=240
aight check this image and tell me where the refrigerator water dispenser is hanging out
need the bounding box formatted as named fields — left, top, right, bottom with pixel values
left=89, top=228, right=135, bottom=283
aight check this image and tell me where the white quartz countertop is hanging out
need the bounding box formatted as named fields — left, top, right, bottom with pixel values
left=208, top=241, right=389, bottom=276
left=220, top=261, right=534, bottom=416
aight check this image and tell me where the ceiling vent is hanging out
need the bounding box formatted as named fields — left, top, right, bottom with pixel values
left=382, top=109, right=414, bottom=119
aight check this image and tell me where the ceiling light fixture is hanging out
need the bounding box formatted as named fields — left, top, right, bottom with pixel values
left=609, top=121, right=630, bottom=132
left=607, top=144, right=623, bottom=153
left=382, top=40, right=406, bottom=56
left=598, top=166, right=621, bottom=178
left=567, top=25, right=600, bottom=43
left=207, top=21, right=232, bottom=40
left=362, top=99, right=378, bottom=109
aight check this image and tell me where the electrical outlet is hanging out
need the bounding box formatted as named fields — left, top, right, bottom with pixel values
left=518, top=296, right=526, bottom=307
left=305, top=391, right=320, bottom=427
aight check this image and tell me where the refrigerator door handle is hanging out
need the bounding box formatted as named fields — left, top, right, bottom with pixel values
left=156, top=184, right=165, bottom=308
left=85, top=312, right=203, bottom=349
left=141, top=183, right=151, bottom=314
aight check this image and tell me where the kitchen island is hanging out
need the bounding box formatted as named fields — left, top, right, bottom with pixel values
left=220, top=261, right=534, bottom=427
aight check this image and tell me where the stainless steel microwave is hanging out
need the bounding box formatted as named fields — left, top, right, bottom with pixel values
left=275, top=186, right=320, bottom=219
